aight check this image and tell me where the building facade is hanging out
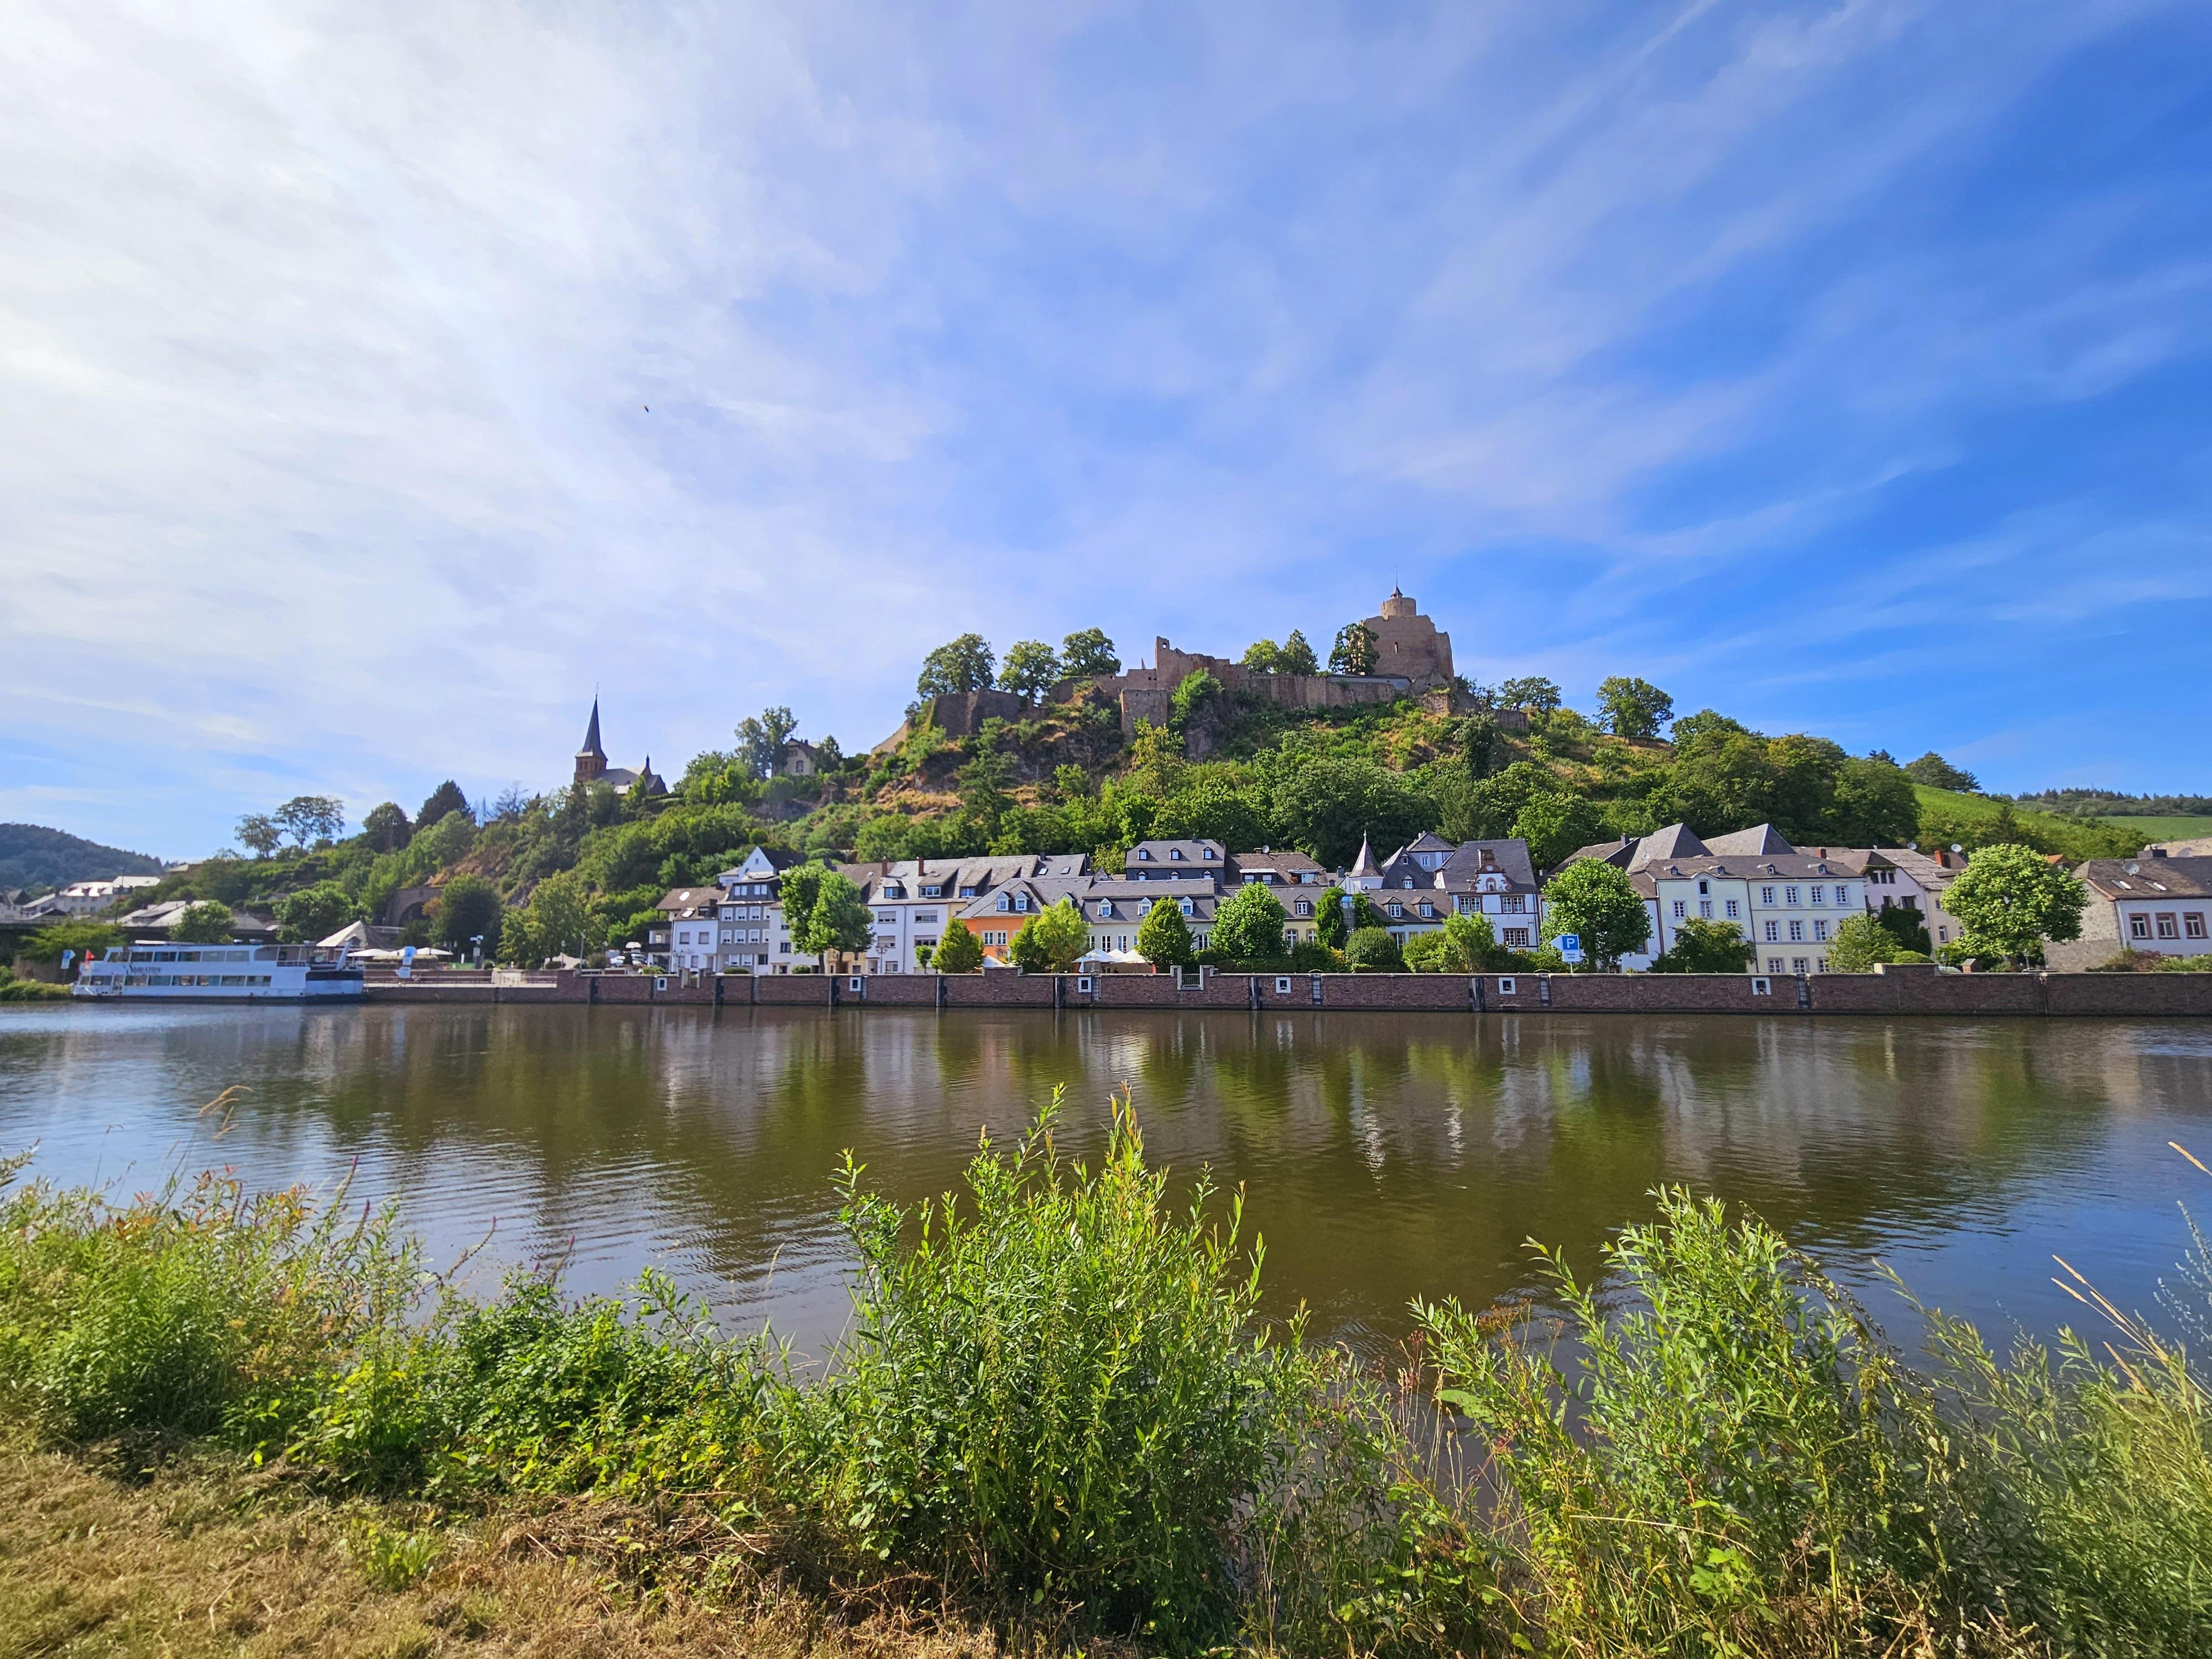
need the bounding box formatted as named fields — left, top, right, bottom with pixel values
left=2074, top=855, right=2212, bottom=958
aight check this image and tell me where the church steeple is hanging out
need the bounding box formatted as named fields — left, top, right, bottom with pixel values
left=575, top=698, right=608, bottom=786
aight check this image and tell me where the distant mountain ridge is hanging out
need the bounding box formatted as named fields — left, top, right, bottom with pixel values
left=0, top=823, right=168, bottom=895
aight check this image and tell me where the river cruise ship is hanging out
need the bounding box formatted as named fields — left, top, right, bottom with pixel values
left=72, top=942, right=364, bottom=1002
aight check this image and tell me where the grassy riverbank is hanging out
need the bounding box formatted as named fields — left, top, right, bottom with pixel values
left=3, top=1103, right=2210, bottom=1658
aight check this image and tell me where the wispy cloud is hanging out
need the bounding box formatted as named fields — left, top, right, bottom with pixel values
left=2, top=0, right=2208, bottom=854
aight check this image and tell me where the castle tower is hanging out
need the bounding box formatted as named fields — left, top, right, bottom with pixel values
left=575, top=698, right=608, bottom=787
left=1361, top=588, right=1454, bottom=690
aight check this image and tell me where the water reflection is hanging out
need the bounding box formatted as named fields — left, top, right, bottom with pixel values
left=1, top=1005, right=2204, bottom=1357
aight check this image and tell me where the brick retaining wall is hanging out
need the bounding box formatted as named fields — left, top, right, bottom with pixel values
left=358, top=969, right=2212, bottom=1017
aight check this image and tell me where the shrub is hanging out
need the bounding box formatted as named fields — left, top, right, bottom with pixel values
left=1649, top=916, right=1756, bottom=974
left=1211, top=883, right=1287, bottom=961
left=171, top=901, right=235, bottom=944
left=1136, top=896, right=1196, bottom=968
left=930, top=926, right=984, bottom=973
left=782, top=1090, right=1319, bottom=1646
left=1344, top=927, right=1401, bottom=972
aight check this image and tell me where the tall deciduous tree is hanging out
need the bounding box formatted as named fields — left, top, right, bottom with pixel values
left=235, top=813, right=281, bottom=858
left=1540, top=860, right=1651, bottom=971
left=999, top=640, right=1063, bottom=702
left=361, top=802, right=413, bottom=854
left=1276, top=629, right=1319, bottom=676
left=1905, top=752, right=1980, bottom=792
left=171, top=901, right=234, bottom=944
left=1209, top=883, right=1287, bottom=961
left=1941, top=844, right=2086, bottom=967
left=1136, top=897, right=1196, bottom=967
left=917, top=634, right=997, bottom=697
left=1328, top=622, right=1379, bottom=676
left=523, top=870, right=592, bottom=961
left=1498, top=676, right=1563, bottom=716
left=1059, top=627, right=1120, bottom=678
left=1595, top=677, right=1674, bottom=740
left=274, top=795, right=346, bottom=847
left=1010, top=898, right=1089, bottom=972
left=1512, top=791, right=1605, bottom=871
left=275, top=883, right=361, bottom=943
left=785, top=867, right=873, bottom=971
left=736, top=707, right=798, bottom=779
left=435, top=875, right=503, bottom=956
left=1240, top=639, right=1282, bottom=673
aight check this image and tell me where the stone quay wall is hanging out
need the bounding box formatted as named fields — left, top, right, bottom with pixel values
left=358, top=968, right=2212, bottom=1018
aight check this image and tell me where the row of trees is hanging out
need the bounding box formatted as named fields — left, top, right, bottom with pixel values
left=917, top=629, right=1123, bottom=703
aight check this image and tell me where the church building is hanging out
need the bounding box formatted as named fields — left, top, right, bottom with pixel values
left=573, top=698, right=664, bottom=795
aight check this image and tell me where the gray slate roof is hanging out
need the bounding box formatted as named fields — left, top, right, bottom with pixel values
left=2078, top=857, right=2212, bottom=901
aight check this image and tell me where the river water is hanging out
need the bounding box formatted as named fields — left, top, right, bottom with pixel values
left=3, top=1003, right=2209, bottom=1362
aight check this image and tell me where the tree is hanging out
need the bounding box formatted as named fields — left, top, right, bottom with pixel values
left=1872, top=904, right=1931, bottom=956
left=24, top=920, right=123, bottom=965
left=930, top=925, right=984, bottom=973
left=171, top=901, right=234, bottom=944
left=1831, top=755, right=1921, bottom=847
left=1259, top=752, right=1433, bottom=869
left=1512, top=791, right=1605, bottom=872
left=1402, top=930, right=1451, bottom=972
left=522, top=870, right=591, bottom=961
left=1596, top=677, right=1674, bottom=740
left=1313, top=885, right=1352, bottom=950
left=737, top=707, right=798, bottom=779
left=418, top=780, right=471, bottom=828
left=785, top=867, right=873, bottom=971
left=1498, top=676, right=1563, bottom=717
left=1277, top=629, right=1319, bottom=676
left=1329, top=622, right=1379, bottom=676
left=362, top=801, right=413, bottom=854
left=1650, top=917, right=1756, bottom=974
left=1442, top=910, right=1501, bottom=971
left=1826, top=913, right=1926, bottom=973
left=917, top=633, right=997, bottom=697
left=1941, top=844, right=2086, bottom=967
left=236, top=813, right=281, bottom=858
left=1540, top=860, right=1651, bottom=971
left=275, top=882, right=361, bottom=943
left=1136, top=898, right=1196, bottom=968
left=1010, top=898, right=1089, bottom=973
left=1240, top=639, right=1282, bottom=674
left=1211, top=883, right=1287, bottom=961
left=1905, top=752, right=1980, bottom=792
left=273, top=795, right=345, bottom=847
left=999, top=640, right=1062, bottom=702
left=1345, top=927, right=1402, bottom=972
left=1168, top=671, right=1224, bottom=734
left=436, top=875, right=503, bottom=957
left=1060, top=628, right=1120, bottom=678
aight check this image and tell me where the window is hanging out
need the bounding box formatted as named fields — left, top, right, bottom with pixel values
left=1751, top=977, right=1771, bottom=995
left=1275, top=976, right=1293, bottom=994
left=1497, top=976, right=1517, bottom=994
left=1761, top=886, right=1776, bottom=905
left=1724, top=899, right=1740, bottom=919
left=1420, top=902, right=1435, bottom=917
left=1764, top=920, right=1780, bottom=942
left=1178, top=898, right=1194, bottom=916
left=1204, top=848, right=1217, bottom=860
left=1137, top=848, right=1152, bottom=861
left=1835, top=885, right=1853, bottom=906
left=1698, top=900, right=1713, bottom=919
left=1816, top=958, right=1828, bottom=972
left=916, top=910, right=938, bottom=922
left=1503, top=928, right=1530, bottom=947
left=1672, top=900, right=1687, bottom=919
left=1402, top=876, right=1415, bottom=888
left=997, top=895, right=1011, bottom=911
left=1295, top=900, right=1313, bottom=916
left=1503, top=894, right=1526, bottom=913
left=1097, top=901, right=1114, bottom=919
left=1785, top=886, right=1801, bottom=905
left=1810, top=885, right=1825, bottom=906
left=1788, top=920, right=1805, bottom=942
left=1813, top=919, right=1829, bottom=941
left=1768, top=957, right=1783, bottom=972
left=2188, top=914, right=2207, bottom=940
left=875, top=911, right=896, bottom=925
left=1014, top=894, right=1030, bottom=912
left=2157, top=913, right=2180, bottom=940
left=959, top=886, right=977, bottom=898
left=1387, top=902, right=1404, bottom=917
left=2131, top=914, right=2153, bottom=939
left=1792, top=957, right=1809, bottom=974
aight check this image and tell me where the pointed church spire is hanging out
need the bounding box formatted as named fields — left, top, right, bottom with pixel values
left=580, top=697, right=606, bottom=758
left=1349, top=834, right=1376, bottom=877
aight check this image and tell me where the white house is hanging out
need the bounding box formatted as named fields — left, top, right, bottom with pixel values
left=2074, top=855, right=2212, bottom=958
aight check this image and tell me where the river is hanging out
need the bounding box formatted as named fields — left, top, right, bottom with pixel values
left=3, top=1003, right=2209, bottom=1361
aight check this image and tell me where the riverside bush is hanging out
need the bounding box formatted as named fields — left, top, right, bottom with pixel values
left=5, top=1114, right=2212, bottom=1655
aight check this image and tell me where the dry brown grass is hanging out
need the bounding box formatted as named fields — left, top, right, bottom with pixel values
left=0, top=1436, right=1053, bottom=1659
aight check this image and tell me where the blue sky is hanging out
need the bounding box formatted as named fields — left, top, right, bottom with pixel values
left=4, top=1, right=2208, bottom=859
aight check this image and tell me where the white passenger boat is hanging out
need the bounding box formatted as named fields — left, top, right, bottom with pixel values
left=72, top=942, right=365, bottom=1001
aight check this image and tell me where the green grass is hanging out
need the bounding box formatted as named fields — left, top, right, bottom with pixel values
left=1914, top=786, right=2150, bottom=860
left=5, top=1100, right=2212, bottom=1656
left=2089, top=814, right=2212, bottom=842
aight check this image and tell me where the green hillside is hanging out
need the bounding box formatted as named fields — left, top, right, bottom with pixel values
left=0, top=823, right=166, bottom=895
left=2088, top=814, right=2212, bottom=843
left=1910, top=787, right=2147, bottom=860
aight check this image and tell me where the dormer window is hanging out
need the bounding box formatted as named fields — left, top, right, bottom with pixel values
left=1097, top=900, right=1114, bottom=919
left=1402, top=877, right=1415, bottom=889
left=959, top=886, right=978, bottom=898
left=1178, top=898, right=1194, bottom=915
left=923, top=885, right=942, bottom=898
left=1388, top=902, right=1404, bottom=917
left=1698, top=880, right=1709, bottom=895
left=1014, top=894, right=1029, bottom=912
left=996, top=895, right=1011, bottom=912
left=1139, top=898, right=1155, bottom=914
left=1203, top=848, right=1216, bottom=860
left=1170, top=848, right=1185, bottom=861
left=1138, top=848, right=1152, bottom=861
left=1420, top=902, right=1435, bottom=917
